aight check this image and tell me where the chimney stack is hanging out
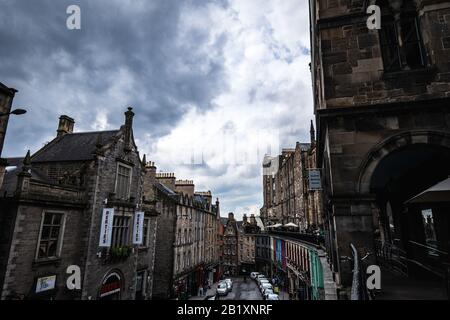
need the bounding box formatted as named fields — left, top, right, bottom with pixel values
left=124, top=107, right=134, bottom=152
left=143, top=158, right=157, bottom=202
left=57, top=115, right=75, bottom=137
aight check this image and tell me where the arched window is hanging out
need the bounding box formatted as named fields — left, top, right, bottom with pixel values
left=378, top=0, right=426, bottom=72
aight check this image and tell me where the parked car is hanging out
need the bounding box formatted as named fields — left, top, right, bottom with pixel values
left=256, top=276, right=267, bottom=286
left=224, top=278, right=233, bottom=292
left=261, top=283, right=273, bottom=294
left=250, top=272, right=260, bottom=280
left=256, top=274, right=266, bottom=282
left=259, top=279, right=270, bottom=288
left=266, top=293, right=280, bottom=300
left=263, top=288, right=274, bottom=299
left=216, top=282, right=228, bottom=296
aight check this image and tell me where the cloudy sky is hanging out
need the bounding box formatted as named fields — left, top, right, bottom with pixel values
left=1, top=0, right=313, bottom=219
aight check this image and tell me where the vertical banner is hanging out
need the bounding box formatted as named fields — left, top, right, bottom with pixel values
left=99, top=208, right=114, bottom=247
left=133, top=211, right=145, bottom=245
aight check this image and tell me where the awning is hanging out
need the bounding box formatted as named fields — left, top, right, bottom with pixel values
left=406, top=177, right=450, bottom=204
left=284, top=222, right=298, bottom=228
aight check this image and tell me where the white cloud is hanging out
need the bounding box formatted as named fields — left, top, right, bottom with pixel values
left=147, top=0, right=313, bottom=220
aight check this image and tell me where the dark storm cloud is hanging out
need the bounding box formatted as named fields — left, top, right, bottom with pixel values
left=0, top=0, right=229, bottom=156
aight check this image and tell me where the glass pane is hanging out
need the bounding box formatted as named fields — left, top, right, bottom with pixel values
left=51, top=226, right=60, bottom=239
left=41, top=226, right=51, bottom=240
left=38, top=243, right=47, bottom=258
left=43, top=213, right=52, bottom=225
left=52, top=214, right=62, bottom=225
left=48, top=241, right=57, bottom=257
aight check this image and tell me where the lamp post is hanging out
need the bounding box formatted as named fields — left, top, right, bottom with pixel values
left=0, top=108, right=27, bottom=117
left=0, top=108, right=27, bottom=157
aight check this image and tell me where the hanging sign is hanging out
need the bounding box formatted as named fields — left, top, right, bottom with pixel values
left=133, top=211, right=145, bottom=245
left=308, top=169, right=322, bottom=190
left=99, top=208, right=114, bottom=247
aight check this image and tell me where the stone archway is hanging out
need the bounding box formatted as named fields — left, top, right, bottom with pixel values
left=357, top=130, right=450, bottom=195
left=355, top=130, right=450, bottom=279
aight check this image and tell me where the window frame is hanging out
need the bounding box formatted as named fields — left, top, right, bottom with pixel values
left=114, top=162, right=133, bottom=200
left=141, top=217, right=151, bottom=248
left=111, top=214, right=132, bottom=248
left=378, top=5, right=426, bottom=72
left=35, top=210, right=67, bottom=261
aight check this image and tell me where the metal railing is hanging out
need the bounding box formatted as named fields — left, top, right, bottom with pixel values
left=350, top=243, right=372, bottom=300
left=269, top=230, right=324, bottom=247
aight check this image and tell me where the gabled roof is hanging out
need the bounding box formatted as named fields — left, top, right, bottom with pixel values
left=32, top=130, right=120, bottom=162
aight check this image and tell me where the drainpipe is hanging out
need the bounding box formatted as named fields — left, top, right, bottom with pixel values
left=81, top=156, right=103, bottom=300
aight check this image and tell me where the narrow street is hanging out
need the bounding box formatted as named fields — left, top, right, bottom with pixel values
left=216, top=277, right=263, bottom=300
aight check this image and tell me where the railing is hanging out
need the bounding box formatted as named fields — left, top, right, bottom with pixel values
left=350, top=243, right=372, bottom=300
left=269, top=230, right=324, bottom=246
left=374, top=240, right=408, bottom=275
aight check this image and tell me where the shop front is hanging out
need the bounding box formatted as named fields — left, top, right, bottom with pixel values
left=98, top=271, right=123, bottom=300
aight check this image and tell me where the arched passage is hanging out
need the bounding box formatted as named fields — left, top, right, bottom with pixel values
left=358, top=130, right=450, bottom=283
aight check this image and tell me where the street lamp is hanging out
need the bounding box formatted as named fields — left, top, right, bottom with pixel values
left=0, top=108, right=27, bottom=117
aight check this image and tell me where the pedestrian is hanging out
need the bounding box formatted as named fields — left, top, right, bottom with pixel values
left=199, top=286, right=203, bottom=296
left=203, top=283, right=208, bottom=296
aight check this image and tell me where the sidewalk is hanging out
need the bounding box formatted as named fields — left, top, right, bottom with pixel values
left=188, top=282, right=219, bottom=300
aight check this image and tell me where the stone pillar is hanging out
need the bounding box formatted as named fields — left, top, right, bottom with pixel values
left=15, top=151, right=32, bottom=196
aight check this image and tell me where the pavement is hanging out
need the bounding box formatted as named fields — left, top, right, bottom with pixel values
left=375, top=267, right=448, bottom=300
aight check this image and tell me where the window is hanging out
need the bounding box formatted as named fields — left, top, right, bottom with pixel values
left=378, top=1, right=425, bottom=72
left=111, top=216, right=131, bottom=247
left=115, top=163, right=132, bottom=200
left=142, top=218, right=150, bottom=247
left=37, top=212, right=65, bottom=259
left=135, top=270, right=146, bottom=300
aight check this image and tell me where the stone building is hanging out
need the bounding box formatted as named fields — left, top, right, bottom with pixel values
left=261, top=126, right=323, bottom=232
left=238, top=214, right=260, bottom=274
left=149, top=173, right=221, bottom=299
left=310, top=0, right=450, bottom=298
left=222, top=212, right=240, bottom=276
left=0, top=108, right=160, bottom=300
left=0, top=82, right=18, bottom=187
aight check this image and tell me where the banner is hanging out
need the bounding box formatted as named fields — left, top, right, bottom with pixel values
left=99, top=208, right=114, bottom=247
left=133, top=211, right=145, bottom=245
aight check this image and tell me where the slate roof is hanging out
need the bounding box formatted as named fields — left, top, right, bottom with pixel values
left=32, top=130, right=120, bottom=162
left=154, top=181, right=178, bottom=197
left=1, top=162, right=52, bottom=197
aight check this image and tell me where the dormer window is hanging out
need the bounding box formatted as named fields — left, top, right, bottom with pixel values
left=378, top=0, right=426, bottom=72
left=115, top=163, right=132, bottom=200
